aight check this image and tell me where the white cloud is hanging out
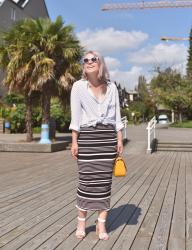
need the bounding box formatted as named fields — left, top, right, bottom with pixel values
left=172, top=61, right=187, bottom=75
left=77, top=28, right=148, bottom=54
left=77, top=28, right=188, bottom=89
left=128, top=43, right=187, bottom=67
left=104, top=56, right=121, bottom=70
left=109, top=66, right=151, bottom=90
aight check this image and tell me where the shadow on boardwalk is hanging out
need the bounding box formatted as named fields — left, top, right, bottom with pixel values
left=86, top=204, right=141, bottom=234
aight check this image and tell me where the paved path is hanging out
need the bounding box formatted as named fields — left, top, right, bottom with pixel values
left=0, top=125, right=192, bottom=249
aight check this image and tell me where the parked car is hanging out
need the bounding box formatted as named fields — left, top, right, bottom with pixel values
left=158, top=114, right=169, bottom=124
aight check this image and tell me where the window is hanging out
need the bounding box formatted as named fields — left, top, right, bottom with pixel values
left=11, top=7, right=16, bottom=21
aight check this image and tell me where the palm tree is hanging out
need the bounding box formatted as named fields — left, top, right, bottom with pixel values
left=0, top=21, right=36, bottom=141
left=0, top=16, right=83, bottom=141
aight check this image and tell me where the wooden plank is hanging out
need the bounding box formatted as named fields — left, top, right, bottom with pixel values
left=2, top=148, right=140, bottom=248
left=113, top=152, right=177, bottom=250
left=27, top=154, right=156, bottom=250
left=0, top=180, right=77, bottom=239
left=148, top=153, right=181, bottom=250
left=0, top=152, right=76, bottom=198
left=0, top=172, right=75, bottom=205
left=0, top=194, right=76, bottom=247
left=186, top=152, right=192, bottom=250
left=0, top=156, right=73, bottom=190
left=168, top=153, right=186, bottom=250
left=110, top=154, right=154, bottom=205
left=0, top=202, right=76, bottom=249
left=0, top=138, right=189, bottom=249
left=0, top=160, right=74, bottom=195
left=1, top=152, right=137, bottom=246
left=0, top=173, right=76, bottom=208
left=21, top=154, right=152, bottom=249
left=0, top=174, right=76, bottom=219
left=93, top=152, right=175, bottom=250
left=55, top=153, right=168, bottom=250
left=130, top=152, right=179, bottom=249
left=0, top=151, right=72, bottom=178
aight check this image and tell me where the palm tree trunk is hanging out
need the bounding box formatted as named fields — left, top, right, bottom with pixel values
left=42, top=85, right=51, bottom=124
left=179, top=111, right=182, bottom=122
left=25, top=94, right=33, bottom=142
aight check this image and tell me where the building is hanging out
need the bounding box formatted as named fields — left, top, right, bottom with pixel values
left=0, top=0, right=49, bottom=29
left=115, top=82, right=139, bottom=108
left=0, top=0, right=49, bottom=97
left=127, top=90, right=138, bottom=102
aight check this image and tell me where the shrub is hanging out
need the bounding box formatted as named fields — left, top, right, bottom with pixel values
left=51, top=100, right=71, bottom=132
left=10, top=104, right=26, bottom=133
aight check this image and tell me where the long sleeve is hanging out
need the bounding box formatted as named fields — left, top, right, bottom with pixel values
left=115, top=86, right=124, bottom=132
left=69, top=83, right=82, bottom=132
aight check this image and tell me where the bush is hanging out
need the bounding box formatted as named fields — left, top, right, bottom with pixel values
left=51, top=101, right=71, bottom=132
left=10, top=104, right=26, bottom=133
left=3, top=93, right=24, bottom=105
left=121, top=108, right=130, bottom=120
left=1, top=94, right=71, bottom=133
left=33, top=127, right=41, bottom=133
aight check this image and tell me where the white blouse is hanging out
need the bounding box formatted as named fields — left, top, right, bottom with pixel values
left=69, top=79, right=124, bottom=132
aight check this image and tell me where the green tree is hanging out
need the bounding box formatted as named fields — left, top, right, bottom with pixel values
left=150, top=68, right=190, bottom=122
left=134, top=75, right=155, bottom=121
left=0, top=16, right=83, bottom=141
left=186, top=28, right=192, bottom=79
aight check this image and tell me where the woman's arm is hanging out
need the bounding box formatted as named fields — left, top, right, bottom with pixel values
left=69, top=83, right=82, bottom=132
left=117, top=130, right=123, bottom=154
left=71, top=130, right=79, bottom=159
left=69, top=83, right=82, bottom=159
left=115, top=86, right=124, bottom=154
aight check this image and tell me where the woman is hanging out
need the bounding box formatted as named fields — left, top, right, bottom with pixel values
left=69, top=50, right=124, bottom=240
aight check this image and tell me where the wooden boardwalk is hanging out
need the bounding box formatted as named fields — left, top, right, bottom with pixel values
left=0, top=128, right=192, bottom=249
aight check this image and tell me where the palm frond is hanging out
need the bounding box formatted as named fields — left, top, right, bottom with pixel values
left=0, top=15, right=82, bottom=99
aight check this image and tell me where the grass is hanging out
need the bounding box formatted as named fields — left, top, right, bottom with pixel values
left=170, top=120, right=192, bottom=128
left=33, top=127, right=41, bottom=134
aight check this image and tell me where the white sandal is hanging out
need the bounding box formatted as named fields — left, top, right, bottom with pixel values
left=96, top=218, right=109, bottom=241
left=76, top=216, right=86, bottom=239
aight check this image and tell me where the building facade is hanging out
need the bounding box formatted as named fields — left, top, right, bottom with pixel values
left=115, top=82, right=138, bottom=108
left=0, top=0, right=49, bottom=97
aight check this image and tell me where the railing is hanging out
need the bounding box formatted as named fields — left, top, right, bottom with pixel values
left=146, top=116, right=157, bottom=153
left=121, top=116, right=128, bottom=140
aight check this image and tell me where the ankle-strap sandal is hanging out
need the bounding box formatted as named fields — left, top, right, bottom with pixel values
left=96, top=218, right=109, bottom=241
left=76, top=216, right=86, bottom=239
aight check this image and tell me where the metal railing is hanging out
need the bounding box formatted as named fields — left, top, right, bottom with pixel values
left=121, top=116, right=128, bottom=140
left=146, top=116, right=157, bottom=153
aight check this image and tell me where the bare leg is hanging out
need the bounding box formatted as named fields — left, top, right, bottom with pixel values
left=76, top=209, right=87, bottom=239
left=97, top=210, right=109, bottom=240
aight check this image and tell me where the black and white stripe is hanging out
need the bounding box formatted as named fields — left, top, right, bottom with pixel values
left=76, top=123, right=117, bottom=211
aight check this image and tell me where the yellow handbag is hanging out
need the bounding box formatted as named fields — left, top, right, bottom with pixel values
left=113, top=156, right=127, bottom=177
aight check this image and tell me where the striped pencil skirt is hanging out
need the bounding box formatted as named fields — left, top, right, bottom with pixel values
left=76, top=123, right=117, bottom=211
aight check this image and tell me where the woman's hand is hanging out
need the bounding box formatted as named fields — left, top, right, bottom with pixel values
left=71, top=142, right=78, bottom=159
left=117, top=140, right=123, bottom=155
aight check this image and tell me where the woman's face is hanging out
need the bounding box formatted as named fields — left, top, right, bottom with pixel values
left=83, top=53, right=100, bottom=76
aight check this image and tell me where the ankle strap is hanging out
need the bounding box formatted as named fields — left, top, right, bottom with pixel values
left=77, top=216, right=86, bottom=221
left=98, top=218, right=106, bottom=223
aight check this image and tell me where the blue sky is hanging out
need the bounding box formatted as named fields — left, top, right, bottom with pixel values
left=45, top=0, right=192, bottom=90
